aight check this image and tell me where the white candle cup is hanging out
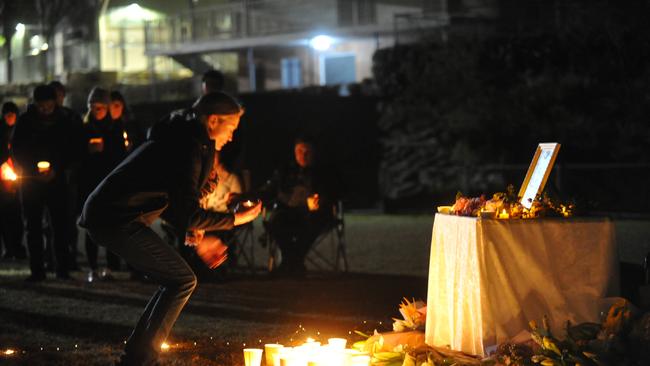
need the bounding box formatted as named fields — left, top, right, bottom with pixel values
left=37, top=161, right=50, bottom=174
left=277, top=347, right=293, bottom=366
left=350, top=355, right=371, bottom=366
left=327, top=338, right=347, bottom=350
left=265, top=344, right=284, bottom=366
left=243, top=348, right=264, bottom=366
left=342, top=349, right=362, bottom=366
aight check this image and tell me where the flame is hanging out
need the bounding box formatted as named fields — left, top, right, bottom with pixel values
left=160, top=342, right=170, bottom=351
left=4, top=349, right=15, bottom=355
left=1, top=161, right=17, bottom=181
left=123, top=131, right=130, bottom=148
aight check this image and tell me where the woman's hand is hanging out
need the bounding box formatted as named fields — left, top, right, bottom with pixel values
left=234, top=201, right=262, bottom=226
left=195, top=234, right=229, bottom=269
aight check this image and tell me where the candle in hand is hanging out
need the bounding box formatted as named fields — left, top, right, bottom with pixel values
left=37, top=161, right=50, bottom=174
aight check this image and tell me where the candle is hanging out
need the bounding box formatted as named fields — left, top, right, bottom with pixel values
left=350, top=355, right=371, bottom=366
left=328, top=338, right=347, bottom=351
left=243, top=348, right=263, bottom=366
left=498, top=208, right=509, bottom=219
left=37, top=161, right=50, bottom=174
left=0, top=161, right=17, bottom=181
left=265, top=344, right=283, bottom=366
left=160, top=342, right=170, bottom=351
left=242, top=200, right=255, bottom=208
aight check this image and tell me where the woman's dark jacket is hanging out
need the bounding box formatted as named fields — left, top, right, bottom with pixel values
left=79, top=109, right=234, bottom=234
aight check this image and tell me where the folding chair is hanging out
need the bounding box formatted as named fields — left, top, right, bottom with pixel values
left=304, top=200, right=348, bottom=272
left=264, top=200, right=348, bottom=273
left=225, top=222, right=258, bottom=274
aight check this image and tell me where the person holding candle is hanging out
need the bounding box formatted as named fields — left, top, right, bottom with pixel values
left=263, top=136, right=340, bottom=276
left=0, top=102, right=26, bottom=260
left=11, top=85, right=79, bottom=281
left=80, top=87, right=129, bottom=282
left=110, top=90, right=144, bottom=150
left=79, top=91, right=261, bottom=366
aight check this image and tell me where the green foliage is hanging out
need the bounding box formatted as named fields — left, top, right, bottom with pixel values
left=374, top=14, right=650, bottom=202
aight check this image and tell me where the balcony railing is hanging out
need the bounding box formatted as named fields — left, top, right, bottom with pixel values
left=144, top=0, right=432, bottom=53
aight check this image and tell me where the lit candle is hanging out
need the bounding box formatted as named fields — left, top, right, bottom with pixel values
left=243, top=348, right=263, bottom=366
left=242, top=200, right=255, bottom=208
left=4, top=349, right=15, bottom=356
left=264, top=344, right=283, bottom=366
left=350, top=355, right=371, bottom=366
left=498, top=208, right=509, bottom=219
left=160, top=342, right=170, bottom=351
left=0, top=161, right=17, bottom=181
left=123, top=131, right=130, bottom=148
left=37, top=161, right=50, bottom=174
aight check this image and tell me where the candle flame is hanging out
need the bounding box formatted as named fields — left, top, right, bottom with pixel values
left=1, top=161, right=17, bottom=181
left=123, top=131, right=130, bottom=148
left=4, top=349, right=15, bottom=355
left=160, top=342, right=170, bottom=351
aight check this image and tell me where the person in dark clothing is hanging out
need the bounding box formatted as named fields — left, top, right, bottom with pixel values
left=201, top=69, right=225, bottom=95
left=11, top=85, right=78, bottom=281
left=81, top=87, right=127, bottom=282
left=79, top=91, right=261, bottom=366
left=264, top=137, right=340, bottom=275
left=0, top=102, right=26, bottom=260
left=49, top=80, right=85, bottom=271
left=110, top=90, right=144, bottom=149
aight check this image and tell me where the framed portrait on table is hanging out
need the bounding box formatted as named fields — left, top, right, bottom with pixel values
left=518, top=142, right=561, bottom=209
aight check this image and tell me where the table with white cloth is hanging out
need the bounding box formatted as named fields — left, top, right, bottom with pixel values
left=425, top=213, right=619, bottom=356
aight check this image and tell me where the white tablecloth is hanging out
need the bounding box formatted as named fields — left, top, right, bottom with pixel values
left=425, top=214, right=619, bottom=355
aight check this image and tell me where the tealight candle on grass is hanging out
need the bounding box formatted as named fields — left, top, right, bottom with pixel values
left=264, top=344, right=283, bottom=366
left=243, top=348, right=263, bottom=366
left=328, top=338, right=347, bottom=350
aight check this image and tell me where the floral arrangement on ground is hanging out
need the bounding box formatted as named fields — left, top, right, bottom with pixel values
left=354, top=298, right=650, bottom=366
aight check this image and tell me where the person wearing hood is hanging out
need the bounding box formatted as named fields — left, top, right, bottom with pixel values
left=80, top=87, right=128, bottom=282
left=11, top=85, right=78, bottom=281
left=79, top=91, right=261, bottom=366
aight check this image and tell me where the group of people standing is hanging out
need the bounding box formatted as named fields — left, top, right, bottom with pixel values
left=0, top=81, right=140, bottom=282
left=1, top=71, right=341, bottom=365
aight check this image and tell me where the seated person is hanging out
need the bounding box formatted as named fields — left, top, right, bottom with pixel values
left=264, top=136, right=340, bottom=275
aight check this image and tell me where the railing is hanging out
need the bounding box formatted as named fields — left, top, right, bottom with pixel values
left=144, top=0, right=431, bottom=53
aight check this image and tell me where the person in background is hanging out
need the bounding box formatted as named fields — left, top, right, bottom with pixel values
left=79, top=91, right=260, bottom=366
left=11, top=85, right=77, bottom=281
left=110, top=90, right=144, bottom=150
left=264, top=136, right=340, bottom=276
left=201, top=69, right=225, bottom=95
left=0, top=102, right=26, bottom=260
left=48, top=80, right=85, bottom=271
left=80, top=87, right=128, bottom=282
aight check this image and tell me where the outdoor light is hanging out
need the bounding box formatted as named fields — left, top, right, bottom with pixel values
left=310, top=35, right=333, bottom=51
left=15, top=23, right=25, bottom=37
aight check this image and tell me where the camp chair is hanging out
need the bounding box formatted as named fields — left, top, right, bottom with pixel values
left=263, top=200, right=348, bottom=273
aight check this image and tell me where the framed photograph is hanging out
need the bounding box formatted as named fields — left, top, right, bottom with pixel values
left=518, top=143, right=561, bottom=209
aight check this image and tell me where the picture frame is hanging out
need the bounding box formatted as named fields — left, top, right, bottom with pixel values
left=518, top=142, right=561, bottom=209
